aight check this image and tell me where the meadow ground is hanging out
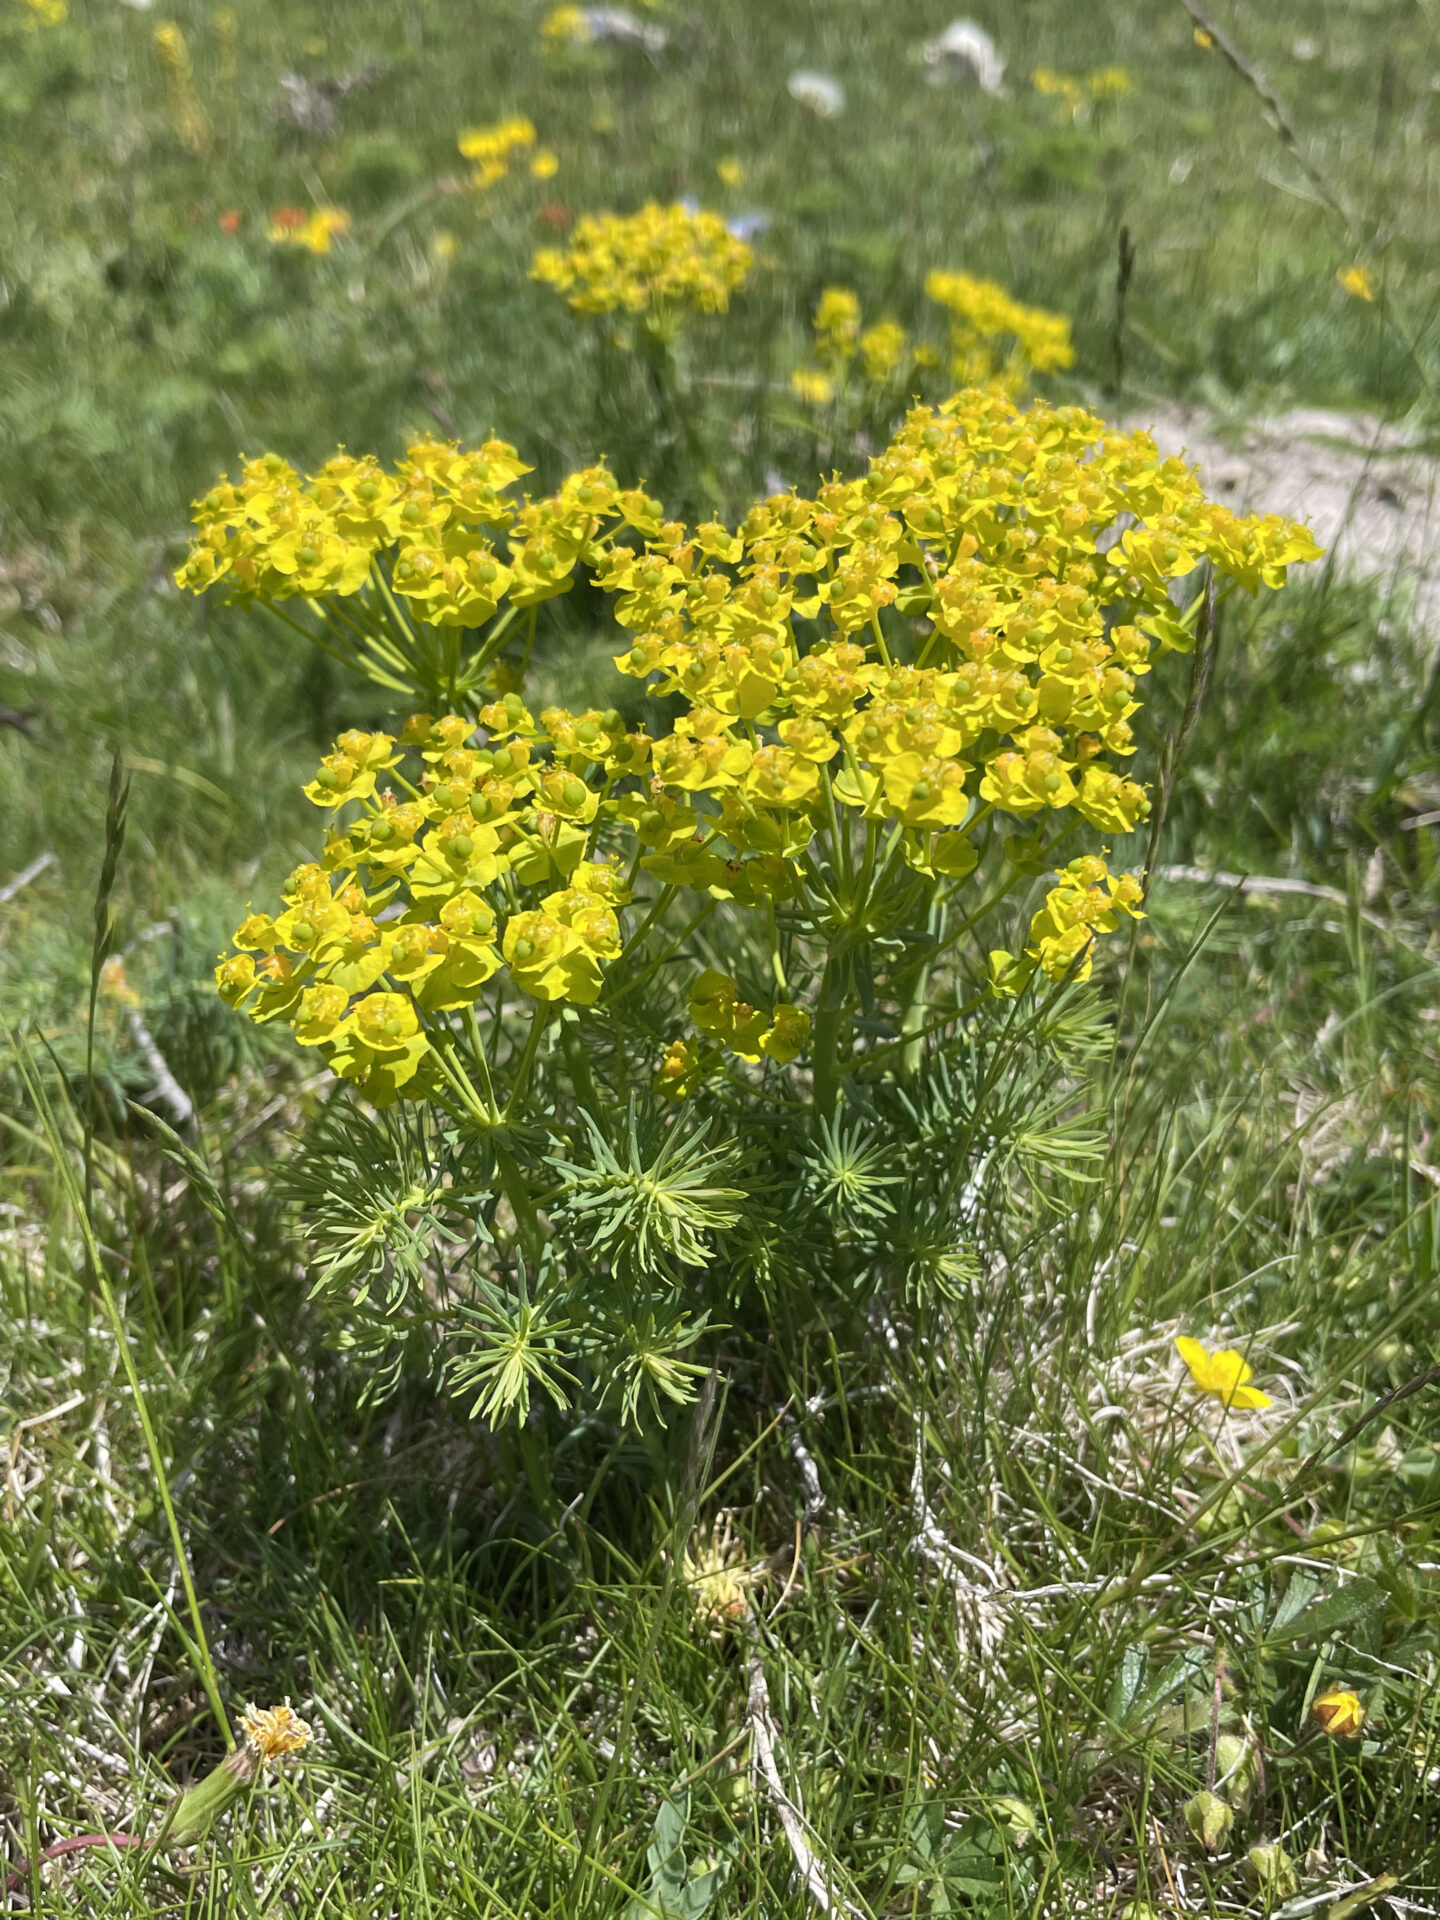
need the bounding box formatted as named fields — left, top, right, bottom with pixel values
left=4, top=0, right=1440, bottom=1913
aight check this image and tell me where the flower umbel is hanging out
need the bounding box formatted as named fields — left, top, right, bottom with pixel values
left=532, top=202, right=753, bottom=318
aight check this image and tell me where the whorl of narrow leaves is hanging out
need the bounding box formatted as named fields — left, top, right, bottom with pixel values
left=547, top=1106, right=745, bottom=1275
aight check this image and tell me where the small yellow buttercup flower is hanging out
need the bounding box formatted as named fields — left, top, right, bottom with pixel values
left=716, top=157, right=744, bottom=187
left=1312, top=1688, right=1365, bottom=1739
left=1338, top=264, right=1375, bottom=302
left=530, top=148, right=560, bottom=179
left=1176, top=1336, right=1272, bottom=1410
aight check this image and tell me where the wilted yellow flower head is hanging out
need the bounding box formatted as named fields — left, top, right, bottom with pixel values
left=241, top=1699, right=313, bottom=1760
left=152, top=20, right=211, bottom=155
left=1312, top=1688, right=1365, bottom=1739
left=683, top=1514, right=758, bottom=1635
left=1175, top=1336, right=1272, bottom=1410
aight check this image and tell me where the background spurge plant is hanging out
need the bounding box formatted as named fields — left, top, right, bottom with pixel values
left=182, top=386, right=1319, bottom=1429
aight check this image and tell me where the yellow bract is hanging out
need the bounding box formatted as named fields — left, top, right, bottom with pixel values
left=1175, top=1336, right=1273, bottom=1410
left=531, top=202, right=753, bottom=317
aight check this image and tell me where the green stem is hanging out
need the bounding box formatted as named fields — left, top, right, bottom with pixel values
left=504, top=1000, right=552, bottom=1121
left=9, top=1031, right=234, bottom=1751
left=901, top=884, right=945, bottom=1076
left=461, top=1004, right=498, bottom=1113
left=811, top=949, right=848, bottom=1129
left=603, top=897, right=714, bottom=1010
left=560, top=1010, right=604, bottom=1118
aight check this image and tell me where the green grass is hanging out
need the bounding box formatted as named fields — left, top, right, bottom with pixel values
left=5, top=0, right=1440, bottom=1912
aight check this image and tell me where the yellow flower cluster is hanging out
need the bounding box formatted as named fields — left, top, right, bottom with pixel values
left=457, top=116, right=556, bottom=188
left=16, top=0, right=67, bottom=25
left=268, top=207, right=351, bottom=255
left=814, top=287, right=861, bottom=364
left=989, top=856, right=1144, bottom=994
left=925, top=271, right=1074, bottom=391
left=532, top=203, right=753, bottom=318
left=192, top=387, right=1319, bottom=1106
left=174, top=436, right=541, bottom=621
left=794, top=287, right=918, bottom=406
left=153, top=21, right=211, bottom=157
left=1033, top=65, right=1132, bottom=121
left=656, top=970, right=810, bottom=1097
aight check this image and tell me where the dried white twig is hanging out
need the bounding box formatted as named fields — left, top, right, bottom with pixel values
left=0, top=850, right=56, bottom=905
left=784, top=1396, right=827, bottom=1533
left=1157, top=864, right=1392, bottom=935
left=127, top=1011, right=194, bottom=1128
left=746, top=1652, right=858, bottom=1916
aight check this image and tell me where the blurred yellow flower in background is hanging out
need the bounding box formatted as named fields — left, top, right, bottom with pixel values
left=458, top=117, right=539, bottom=191
left=541, top=4, right=586, bottom=40
left=790, top=368, right=833, bottom=405
left=1338, top=264, right=1376, bottom=302
left=268, top=207, right=351, bottom=255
